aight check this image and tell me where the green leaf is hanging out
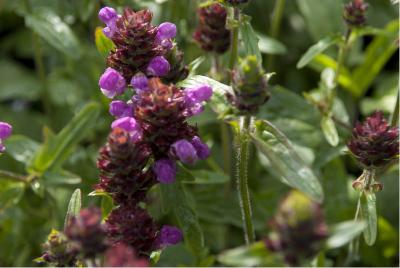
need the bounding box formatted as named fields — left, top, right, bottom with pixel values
left=178, top=75, right=233, bottom=118
left=326, top=220, right=366, bottom=249
left=320, top=116, right=339, bottom=147
left=297, top=35, right=341, bottom=69
left=0, top=180, right=25, bottom=212
left=183, top=170, right=229, bottom=184
left=176, top=164, right=195, bottom=182
left=352, top=20, right=399, bottom=98
left=160, top=182, right=206, bottom=258
left=25, top=9, right=81, bottom=59
left=251, top=120, right=324, bottom=202
left=240, top=16, right=262, bottom=62
left=4, top=135, right=39, bottom=165
left=30, top=102, right=100, bottom=173
left=64, top=189, right=81, bottom=229
left=95, top=27, right=115, bottom=57
left=101, top=194, right=114, bottom=220
left=360, top=192, right=377, bottom=246
left=217, top=241, right=283, bottom=267
left=42, top=170, right=81, bottom=186
left=256, top=32, right=287, bottom=55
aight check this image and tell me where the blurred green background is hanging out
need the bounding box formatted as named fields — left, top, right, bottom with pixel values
left=0, top=0, right=398, bottom=266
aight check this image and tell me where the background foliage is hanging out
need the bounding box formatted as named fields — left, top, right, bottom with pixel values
left=0, top=0, right=398, bottom=266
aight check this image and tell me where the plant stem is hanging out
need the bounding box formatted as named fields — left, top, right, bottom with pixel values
left=267, top=0, right=285, bottom=71
left=221, top=122, right=231, bottom=175
left=0, top=170, right=29, bottom=183
left=390, top=89, right=399, bottom=127
left=236, top=115, right=255, bottom=244
left=228, top=7, right=240, bottom=72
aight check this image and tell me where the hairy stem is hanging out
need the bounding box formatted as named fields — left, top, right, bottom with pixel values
left=236, top=115, right=255, bottom=244
left=267, top=0, right=286, bottom=71
left=228, top=7, right=240, bottom=72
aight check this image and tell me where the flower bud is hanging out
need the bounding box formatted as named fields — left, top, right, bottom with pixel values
left=347, top=111, right=399, bottom=168
left=111, top=117, right=142, bottom=142
left=343, top=0, right=369, bottom=28
left=160, top=225, right=183, bottom=246
left=0, top=122, right=12, bottom=140
left=98, top=7, right=118, bottom=24
left=171, top=139, right=199, bottom=164
left=99, top=68, right=126, bottom=98
left=191, top=136, right=210, bottom=160
left=146, top=56, right=170, bottom=77
left=109, top=100, right=134, bottom=118
left=156, top=22, right=177, bottom=41
left=130, top=73, right=149, bottom=94
left=153, top=159, right=176, bottom=184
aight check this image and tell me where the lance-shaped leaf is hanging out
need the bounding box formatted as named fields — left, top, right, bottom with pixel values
left=64, top=188, right=81, bottom=230
left=4, top=135, right=39, bottom=166
left=360, top=191, right=377, bottom=246
left=251, top=120, right=324, bottom=202
left=240, top=15, right=262, bottom=62
left=321, top=116, right=339, bottom=147
left=326, top=220, right=366, bottom=249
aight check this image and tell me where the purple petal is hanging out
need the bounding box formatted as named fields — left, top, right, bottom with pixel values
left=130, top=74, right=149, bottom=94
left=98, top=7, right=118, bottom=24
left=191, top=136, right=210, bottom=159
left=99, top=68, right=126, bottom=98
left=157, top=22, right=177, bottom=40
left=171, top=139, right=198, bottom=164
left=153, top=159, right=176, bottom=184
left=146, top=56, right=170, bottom=77
left=109, top=100, right=133, bottom=118
left=0, top=122, right=12, bottom=140
left=0, top=143, right=5, bottom=153
left=111, top=117, right=142, bottom=142
left=160, top=225, right=183, bottom=246
left=184, top=85, right=213, bottom=105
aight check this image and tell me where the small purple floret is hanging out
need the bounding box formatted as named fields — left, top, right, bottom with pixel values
left=156, top=22, right=177, bottom=41
left=0, top=122, right=12, bottom=140
left=146, top=56, right=170, bottom=77
left=160, top=225, right=183, bottom=246
left=99, top=68, right=126, bottom=98
left=130, top=74, right=149, bottom=94
left=171, top=139, right=198, bottom=164
left=153, top=159, right=176, bottom=184
left=191, top=136, right=210, bottom=159
left=111, top=117, right=142, bottom=142
left=109, top=100, right=133, bottom=118
left=184, top=85, right=213, bottom=105
left=98, top=7, right=118, bottom=24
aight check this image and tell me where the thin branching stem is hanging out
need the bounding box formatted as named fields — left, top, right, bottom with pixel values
left=267, top=0, right=285, bottom=71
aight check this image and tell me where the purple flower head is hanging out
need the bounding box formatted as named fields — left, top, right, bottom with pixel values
left=98, top=7, right=118, bottom=24
left=109, top=100, right=133, bottom=118
left=156, top=22, right=177, bottom=41
left=191, top=136, right=210, bottom=159
left=184, top=84, right=213, bottom=105
left=0, top=122, right=12, bottom=140
left=146, top=56, right=170, bottom=77
left=153, top=159, right=176, bottom=184
left=99, top=68, right=126, bottom=98
left=130, top=73, right=149, bottom=94
left=111, top=117, right=142, bottom=142
left=160, top=225, right=183, bottom=246
left=171, top=139, right=198, bottom=164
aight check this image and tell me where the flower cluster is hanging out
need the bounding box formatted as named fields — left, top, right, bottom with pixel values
left=347, top=111, right=399, bottom=168
left=343, top=0, right=369, bottom=28
left=193, top=3, right=231, bottom=54
left=96, top=6, right=213, bottom=258
left=0, top=121, right=12, bottom=152
left=227, top=55, right=270, bottom=114
left=104, top=242, right=149, bottom=267
left=265, top=191, right=328, bottom=266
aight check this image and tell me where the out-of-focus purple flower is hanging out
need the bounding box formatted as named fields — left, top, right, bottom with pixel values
left=191, top=136, right=210, bottom=159
left=109, top=100, right=133, bottom=118
left=130, top=74, right=149, bottom=94
left=98, top=7, right=118, bottom=24
left=160, top=225, right=183, bottom=246
left=184, top=84, right=213, bottom=105
left=104, top=242, right=149, bottom=267
left=171, top=139, right=198, bottom=164
left=0, top=122, right=12, bottom=140
left=146, top=56, right=170, bottom=77
left=99, top=68, right=126, bottom=98
left=156, top=22, right=177, bottom=41
left=111, top=117, right=142, bottom=142
left=153, top=159, right=176, bottom=184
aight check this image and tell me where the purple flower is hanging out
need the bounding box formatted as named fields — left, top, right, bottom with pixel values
left=109, top=100, right=133, bottom=118
left=191, top=136, right=210, bottom=159
left=160, top=39, right=173, bottom=50
left=146, top=56, right=170, bottom=77
left=130, top=74, right=149, bottom=94
left=0, top=122, right=12, bottom=140
left=98, top=7, right=118, bottom=24
left=111, top=117, right=142, bottom=142
left=153, top=159, right=176, bottom=184
left=160, top=225, right=183, bottom=246
left=184, top=85, right=213, bottom=105
left=171, top=139, right=198, bottom=164
left=99, top=68, right=126, bottom=98
left=156, top=22, right=177, bottom=41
